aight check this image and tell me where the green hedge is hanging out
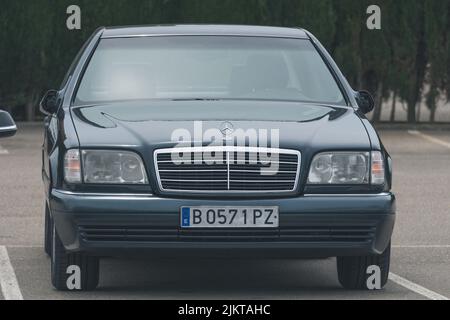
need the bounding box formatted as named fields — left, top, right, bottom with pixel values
left=0, top=0, right=448, bottom=122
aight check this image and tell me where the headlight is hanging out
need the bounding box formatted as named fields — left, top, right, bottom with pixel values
left=308, top=152, right=370, bottom=184
left=82, top=150, right=148, bottom=184
left=64, top=149, right=148, bottom=184
left=308, top=151, right=385, bottom=185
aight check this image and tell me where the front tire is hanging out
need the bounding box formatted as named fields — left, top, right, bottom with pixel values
left=51, top=222, right=100, bottom=291
left=337, top=243, right=391, bottom=290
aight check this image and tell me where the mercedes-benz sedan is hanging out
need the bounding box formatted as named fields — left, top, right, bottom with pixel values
left=41, top=25, right=395, bottom=291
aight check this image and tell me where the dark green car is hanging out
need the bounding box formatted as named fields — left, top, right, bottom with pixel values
left=40, top=25, right=395, bottom=291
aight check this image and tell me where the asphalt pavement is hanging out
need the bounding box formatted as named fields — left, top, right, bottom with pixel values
left=0, top=124, right=449, bottom=300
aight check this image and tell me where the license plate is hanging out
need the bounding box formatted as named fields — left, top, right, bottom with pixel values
left=180, top=207, right=279, bottom=228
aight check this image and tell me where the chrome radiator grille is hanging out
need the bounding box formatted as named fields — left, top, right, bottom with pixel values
left=154, top=147, right=301, bottom=193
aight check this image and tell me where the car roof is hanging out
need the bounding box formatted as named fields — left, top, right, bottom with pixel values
left=101, top=24, right=308, bottom=39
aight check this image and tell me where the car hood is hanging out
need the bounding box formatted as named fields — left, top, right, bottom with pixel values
left=70, top=100, right=371, bottom=151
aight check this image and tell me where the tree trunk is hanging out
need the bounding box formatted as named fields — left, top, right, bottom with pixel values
left=25, top=92, right=37, bottom=122
left=430, top=105, right=437, bottom=122
left=390, top=91, right=397, bottom=122
left=407, top=100, right=417, bottom=123
left=372, top=83, right=383, bottom=123
left=416, top=102, right=422, bottom=122
left=408, top=1, right=427, bottom=124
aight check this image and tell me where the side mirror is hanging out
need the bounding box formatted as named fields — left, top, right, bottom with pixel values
left=0, top=110, right=17, bottom=138
left=40, top=90, right=60, bottom=115
left=355, top=90, right=375, bottom=114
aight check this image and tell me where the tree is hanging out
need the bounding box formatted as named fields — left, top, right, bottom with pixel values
left=0, top=0, right=449, bottom=124
left=424, top=0, right=449, bottom=122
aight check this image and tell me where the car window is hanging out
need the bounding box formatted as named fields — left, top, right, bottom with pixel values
left=75, top=36, right=346, bottom=106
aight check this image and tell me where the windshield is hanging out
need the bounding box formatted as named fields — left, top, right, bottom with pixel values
left=75, top=36, right=346, bottom=106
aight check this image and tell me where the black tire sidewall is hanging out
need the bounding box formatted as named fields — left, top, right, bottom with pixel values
left=337, top=243, right=391, bottom=290
left=50, top=220, right=99, bottom=291
left=44, top=203, right=51, bottom=256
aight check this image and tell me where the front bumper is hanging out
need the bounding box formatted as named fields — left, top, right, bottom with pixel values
left=49, top=190, right=396, bottom=258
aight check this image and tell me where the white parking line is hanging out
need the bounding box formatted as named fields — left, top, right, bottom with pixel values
left=0, top=246, right=23, bottom=300
left=408, top=130, right=450, bottom=149
left=4, top=245, right=43, bottom=248
left=393, top=245, right=450, bottom=248
left=389, top=273, right=449, bottom=300
left=0, top=145, right=8, bottom=155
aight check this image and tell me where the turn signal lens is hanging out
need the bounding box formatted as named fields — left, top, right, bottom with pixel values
left=64, top=149, right=81, bottom=183
left=371, top=151, right=385, bottom=185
